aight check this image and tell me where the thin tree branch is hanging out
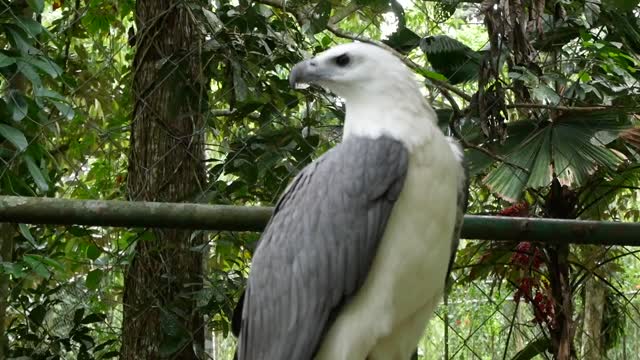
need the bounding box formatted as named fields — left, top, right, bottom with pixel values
left=255, top=0, right=473, bottom=102
left=507, top=103, right=638, bottom=113
left=440, top=88, right=530, bottom=174
left=325, top=24, right=472, bottom=101
left=327, top=2, right=363, bottom=25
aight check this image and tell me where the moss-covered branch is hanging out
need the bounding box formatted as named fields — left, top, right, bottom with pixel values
left=1, top=196, right=639, bottom=245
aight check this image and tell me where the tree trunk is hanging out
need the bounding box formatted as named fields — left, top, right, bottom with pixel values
left=580, top=276, right=606, bottom=359
left=121, top=1, right=208, bottom=358
left=0, top=224, right=12, bottom=360
left=1, top=2, right=31, bottom=357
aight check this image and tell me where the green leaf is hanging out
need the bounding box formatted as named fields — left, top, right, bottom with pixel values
left=86, top=244, right=102, bottom=260
left=482, top=111, right=628, bottom=200
left=14, top=16, right=45, bottom=36
left=6, top=90, right=28, bottom=122
left=23, top=255, right=50, bottom=278
left=73, top=308, right=85, bottom=326
left=81, top=312, right=107, bottom=324
left=0, top=124, right=28, bottom=151
left=23, top=56, right=63, bottom=78
left=18, top=223, right=37, bottom=247
left=0, top=53, right=16, bottom=67
left=416, top=68, right=448, bottom=81
left=532, top=84, right=561, bottom=104
left=86, top=269, right=104, bottom=290
left=16, top=60, right=42, bottom=88
left=32, top=254, right=64, bottom=271
left=52, top=100, right=75, bottom=120
left=308, top=0, right=332, bottom=35
left=603, top=0, right=639, bottom=12
left=420, top=35, right=483, bottom=84
left=24, top=155, right=49, bottom=192
left=511, top=337, right=551, bottom=360
left=34, top=87, right=65, bottom=101
left=28, top=304, right=47, bottom=326
left=6, top=27, right=40, bottom=55
left=26, top=0, right=44, bottom=13
left=383, top=28, right=421, bottom=53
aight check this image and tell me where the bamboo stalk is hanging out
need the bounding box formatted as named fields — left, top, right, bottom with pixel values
left=1, top=196, right=639, bottom=246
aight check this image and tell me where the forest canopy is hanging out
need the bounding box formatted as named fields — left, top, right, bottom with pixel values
left=0, top=0, right=639, bottom=359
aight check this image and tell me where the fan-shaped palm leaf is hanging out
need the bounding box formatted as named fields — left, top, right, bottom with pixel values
left=482, top=111, right=631, bottom=201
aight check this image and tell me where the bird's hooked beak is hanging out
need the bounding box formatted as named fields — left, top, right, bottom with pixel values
left=289, top=59, right=325, bottom=89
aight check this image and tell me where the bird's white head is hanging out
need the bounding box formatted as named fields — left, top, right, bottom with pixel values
left=289, top=42, right=437, bottom=145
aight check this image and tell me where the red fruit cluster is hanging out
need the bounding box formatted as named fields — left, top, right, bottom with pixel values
left=513, top=278, right=556, bottom=328
left=510, top=241, right=543, bottom=270
left=532, top=291, right=556, bottom=328
left=499, top=201, right=529, bottom=217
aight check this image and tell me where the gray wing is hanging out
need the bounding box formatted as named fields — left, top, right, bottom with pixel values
left=445, top=138, right=469, bottom=289
left=237, top=135, right=408, bottom=360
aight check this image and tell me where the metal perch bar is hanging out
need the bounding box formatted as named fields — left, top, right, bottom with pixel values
left=0, top=195, right=639, bottom=246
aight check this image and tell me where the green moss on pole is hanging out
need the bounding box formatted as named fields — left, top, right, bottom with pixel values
left=0, top=195, right=639, bottom=246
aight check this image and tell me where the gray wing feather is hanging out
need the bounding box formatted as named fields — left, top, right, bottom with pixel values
left=238, top=136, right=408, bottom=360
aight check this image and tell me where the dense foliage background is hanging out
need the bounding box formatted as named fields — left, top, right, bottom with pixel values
left=0, top=0, right=639, bottom=359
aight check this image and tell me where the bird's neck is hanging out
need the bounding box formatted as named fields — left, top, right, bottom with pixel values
left=342, top=88, right=438, bottom=149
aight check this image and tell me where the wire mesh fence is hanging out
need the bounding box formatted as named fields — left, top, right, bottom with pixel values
left=1, top=0, right=640, bottom=359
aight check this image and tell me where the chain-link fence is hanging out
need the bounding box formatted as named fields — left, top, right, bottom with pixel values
left=1, top=0, right=640, bottom=359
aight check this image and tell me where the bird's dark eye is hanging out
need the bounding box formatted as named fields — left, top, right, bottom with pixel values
left=334, top=53, right=350, bottom=67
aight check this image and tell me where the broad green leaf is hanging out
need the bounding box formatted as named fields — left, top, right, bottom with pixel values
left=484, top=129, right=545, bottom=201
left=28, top=304, right=47, bottom=326
left=511, top=337, right=551, bottom=360
left=383, top=28, right=421, bottom=53
left=23, top=56, right=63, bottom=78
left=73, top=308, right=85, bottom=326
left=86, top=269, right=104, bottom=290
left=23, top=255, right=50, bottom=278
left=604, top=0, right=640, bottom=11
left=34, top=87, right=65, bottom=101
left=14, top=16, right=45, bottom=36
left=52, top=100, right=75, bottom=120
left=0, top=124, right=28, bottom=151
left=532, top=84, right=560, bottom=104
left=483, top=111, right=628, bottom=200
left=26, top=0, right=44, bottom=13
left=29, top=254, right=64, bottom=271
left=86, top=244, right=102, bottom=260
left=420, top=35, right=483, bottom=84
left=0, top=53, right=16, bottom=67
left=18, top=223, right=37, bottom=248
left=81, top=313, right=107, bottom=324
left=6, top=27, right=40, bottom=55
left=308, top=0, right=331, bottom=35
left=24, top=155, right=49, bottom=192
left=0, top=262, right=26, bottom=278
left=526, top=127, right=553, bottom=188
left=16, top=60, right=42, bottom=88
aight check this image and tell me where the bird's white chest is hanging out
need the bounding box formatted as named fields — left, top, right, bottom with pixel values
left=370, top=138, right=459, bottom=312
left=315, top=135, right=462, bottom=360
